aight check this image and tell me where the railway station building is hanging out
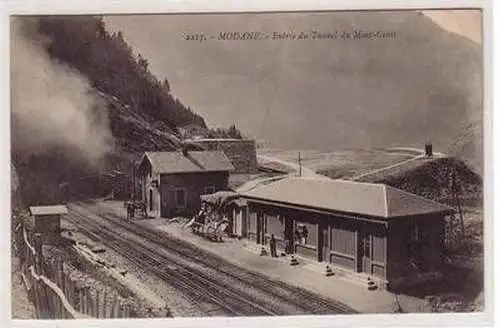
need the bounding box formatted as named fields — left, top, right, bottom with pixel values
left=236, top=177, right=455, bottom=288
left=137, top=149, right=234, bottom=218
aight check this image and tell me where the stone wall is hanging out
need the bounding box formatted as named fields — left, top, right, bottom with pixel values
left=187, top=139, right=259, bottom=174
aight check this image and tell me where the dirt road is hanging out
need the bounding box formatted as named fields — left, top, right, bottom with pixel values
left=257, top=148, right=446, bottom=183
left=350, top=148, right=446, bottom=182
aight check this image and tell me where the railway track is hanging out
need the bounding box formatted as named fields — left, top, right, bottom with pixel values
left=66, top=209, right=280, bottom=316
left=67, top=202, right=357, bottom=316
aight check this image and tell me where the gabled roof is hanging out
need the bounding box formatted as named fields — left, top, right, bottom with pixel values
left=240, top=177, right=455, bottom=219
left=141, top=150, right=234, bottom=174
left=29, top=205, right=68, bottom=216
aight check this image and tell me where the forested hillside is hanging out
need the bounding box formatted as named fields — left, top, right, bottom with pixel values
left=37, top=16, right=206, bottom=133
left=376, top=157, right=482, bottom=206
left=11, top=16, right=241, bottom=206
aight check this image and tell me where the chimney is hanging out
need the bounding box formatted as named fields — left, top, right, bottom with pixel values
left=425, top=142, right=433, bottom=157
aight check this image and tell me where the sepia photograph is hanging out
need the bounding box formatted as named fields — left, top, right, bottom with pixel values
left=7, top=3, right=489, bottom=326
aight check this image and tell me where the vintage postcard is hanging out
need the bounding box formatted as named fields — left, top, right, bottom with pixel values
left=6, top=1, right=491, bottom=327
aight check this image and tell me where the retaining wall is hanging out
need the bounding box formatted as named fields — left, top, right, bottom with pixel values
left=187, top=139, right=258, bottom=174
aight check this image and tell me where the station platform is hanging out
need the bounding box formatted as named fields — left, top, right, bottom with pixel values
left=136, top=217, right=432, bottom=314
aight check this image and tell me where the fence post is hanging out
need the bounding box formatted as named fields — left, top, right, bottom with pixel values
left=70, top=278, right=75, bottom=313
left=122, top=304, right=127, bottom=318
left=117, top=300, right=122, bottom=318
left=102, top=290, right=108, bottom=318
left=112, top=296, right=119, bottom=318
left=48, top=259, right=57, bottom=319
left=65, top=274, right=74, bottom=315
left=40, top=284, right=48, bottom=319
left=124, top=304, right=130, bottom=318
left=43, top=283, right=50, bottom=319
left=79, top=287, right=84, bottom=314
left=33, top=233, right=43, bottom=275
left=89, top=290, right=94, bottom=317
left=63, top=273, right=68, bottom=313
left=33, top=276, right=41, bottom=318
left=86, top=287, right=92, bottom=316
left=82, top=287, right=87, bottom=315
left=33, top=233, right=43, bottom=318
left=94, top=291, right=99, bottom=318
left=56, top=259, right=63, bottom=319
left=93, top=291, right=98, bottom=318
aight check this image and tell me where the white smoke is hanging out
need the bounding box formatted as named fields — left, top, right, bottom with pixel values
left=11, top=18, right=113, bottom=165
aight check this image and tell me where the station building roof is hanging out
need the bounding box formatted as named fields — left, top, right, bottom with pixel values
left=240, top=177, right=455, bottom=219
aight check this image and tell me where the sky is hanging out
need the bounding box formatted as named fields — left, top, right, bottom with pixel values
left=422, top=9, right=482, bottom=44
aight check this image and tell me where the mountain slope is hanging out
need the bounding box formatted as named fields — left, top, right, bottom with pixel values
left=10, top=16, right=228, bottom=206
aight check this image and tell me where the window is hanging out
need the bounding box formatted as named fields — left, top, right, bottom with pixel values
left=363, top=235, right=371, bottom=257
left=175, top=189, right=187, bottom=208
left=331, top=225, right=356, bottom=256
left=408, top=221, right=425, bottom=266
left=411, top=222, right=423, bottom=242
left=202, top=185, right=216, bottom=195
left=161, top=190, right=168, bottom=204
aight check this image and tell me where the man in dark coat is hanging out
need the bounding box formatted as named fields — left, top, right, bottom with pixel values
left=270, top=234, right=278, bottom=258
left=127, top=202, right=135, bottom=220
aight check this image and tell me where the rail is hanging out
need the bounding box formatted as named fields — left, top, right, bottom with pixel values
left=66, top=208, right=278, bottom=316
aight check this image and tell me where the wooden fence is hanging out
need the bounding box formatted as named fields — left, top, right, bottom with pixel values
left=18, top=227, right=132, bottom=319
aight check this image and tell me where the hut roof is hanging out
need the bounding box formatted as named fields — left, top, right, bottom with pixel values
left=29, top=205, right=68, bottom=216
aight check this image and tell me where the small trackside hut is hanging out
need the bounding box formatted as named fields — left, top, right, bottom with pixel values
left=238, top=177, right=455, bottom=289
left=136, top=149, right=234, bottom=218
left=29, top=205, right=68, bottom=245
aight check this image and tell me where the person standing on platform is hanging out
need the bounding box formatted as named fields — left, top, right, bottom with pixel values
left=301, top=225, right=309, bottom=244
left=270, top=234, right=278, bottom=258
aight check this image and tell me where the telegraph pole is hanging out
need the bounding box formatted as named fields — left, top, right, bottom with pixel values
left=132, top=162, right=136, bottom=202
left=451, top=168, right=465, bottom=236
left=298, top=152, right=302, bottom=177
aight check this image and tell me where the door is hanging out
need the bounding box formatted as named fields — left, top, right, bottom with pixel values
left=256, top=213, right=262, bottom=244
left=256, top=213, right=266, bottom=244
left=241, top=207, right=247, bottom=237
left=234, top=208, right=242, bottom=236
left=284, top=217, right=293, bottom=254
left=318, top=224, right=329, bottom=262
left=149, top=189, right=153, bottom=211
left=231, top=208, right=237, bottom=235
left=358, top=228, right=372, bottom=274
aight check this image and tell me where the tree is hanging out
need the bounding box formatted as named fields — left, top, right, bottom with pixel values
left=137, top=54, right=149, bottom=71
left=163, top=78, right=171, bottom=93
left=36, top=16, right=208, bottom=137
